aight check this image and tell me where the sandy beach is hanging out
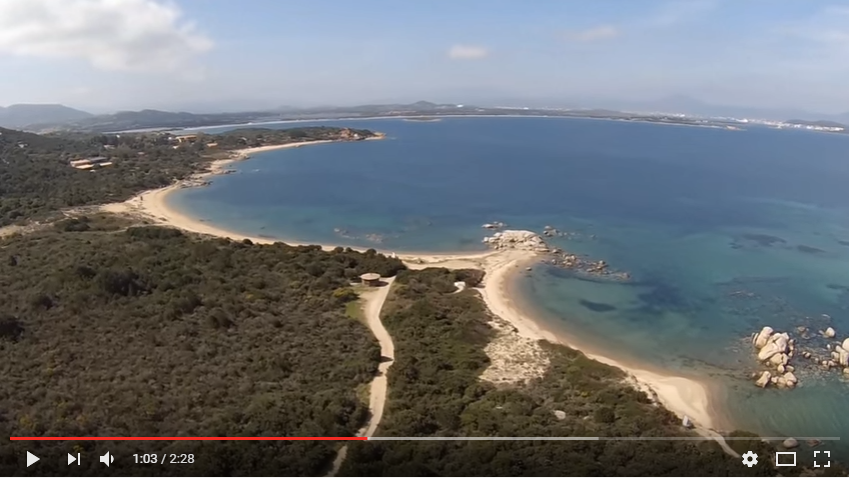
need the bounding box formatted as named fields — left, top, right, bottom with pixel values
left=99, top=136, right=723, bottom=437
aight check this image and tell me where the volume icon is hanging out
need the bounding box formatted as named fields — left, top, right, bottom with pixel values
left=99, top=451, right=114, bottom=467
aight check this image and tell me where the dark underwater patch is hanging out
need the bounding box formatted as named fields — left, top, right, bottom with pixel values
left=740, top=233, right=786, bottom=247
left=636, top=278, right=689, bottom=315
left=838, top=240, right=849, bottom=247
left=579, top=299, right=617, bottom=312
left=796, top=244, right=826, bottom=254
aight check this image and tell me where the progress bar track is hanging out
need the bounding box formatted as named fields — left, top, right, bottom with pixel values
left=368, top=437, right=840, bottom=441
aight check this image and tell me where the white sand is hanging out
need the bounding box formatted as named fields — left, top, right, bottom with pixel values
left=100, top=138, right=723, bottom=435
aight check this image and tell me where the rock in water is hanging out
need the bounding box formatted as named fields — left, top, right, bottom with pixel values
left=553, top=410, right=566, bottom=420
left=832, top=347, right=848, bottom=367
left=755, top=371, right=771, bottom=388
left=753, top=326, right=774, bottom=348
left=783, top=372, right=798, bottom=385
left=682, top=415, right=693, bottom=428
left=783, top=438, right=799, bottom=449
left=758, top=342, right=782, bottom=361
left=824, top=327, right=836, bottom=338
left=843, top=338, right=849, bottom=351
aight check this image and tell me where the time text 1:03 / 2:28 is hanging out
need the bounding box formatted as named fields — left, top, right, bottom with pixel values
left=133, top=454, right=195, bottom=464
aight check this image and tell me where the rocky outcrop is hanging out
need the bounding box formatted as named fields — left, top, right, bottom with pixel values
left=482, top=230, right=550, bottom=253
left=750, top=323, right=849, bottom=388
left=751, top=328, right=799, bottom=389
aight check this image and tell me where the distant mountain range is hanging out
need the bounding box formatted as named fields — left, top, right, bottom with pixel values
left=0, top=104, right=93, bottom=129
left=3, top=98, right=848, bottom=133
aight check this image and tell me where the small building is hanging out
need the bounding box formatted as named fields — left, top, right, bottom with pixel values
left=69, top=156, right=112, bottom=170
left=360, top=273, right=381, bottom=287
left=175, top=134, right=198, bottom=144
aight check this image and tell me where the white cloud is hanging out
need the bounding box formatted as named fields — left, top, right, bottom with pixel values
left=447, top=44, right=489, bottom=60
left=564, top=25, right=620, bottom=42
left=0, top=0, right=213, bottom=73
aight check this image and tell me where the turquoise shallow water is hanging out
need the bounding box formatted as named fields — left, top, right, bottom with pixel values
left=173, top=117, right=849, bottom=455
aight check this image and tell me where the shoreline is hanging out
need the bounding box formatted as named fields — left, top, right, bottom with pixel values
left=504, top=270, right=729, bottom=431
left=100, top=135, right=495, bottom=263
left=471, top=252, right=723, bottom=432
left=98, top=135, right=726, bottom=437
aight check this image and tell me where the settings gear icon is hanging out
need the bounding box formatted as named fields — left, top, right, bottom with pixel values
left=741, top=451, right=758, bottom=467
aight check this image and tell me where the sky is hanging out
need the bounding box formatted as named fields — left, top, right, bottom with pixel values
left=1, top=0, right=848, bottom=114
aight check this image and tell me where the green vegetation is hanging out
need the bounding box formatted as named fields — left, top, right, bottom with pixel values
left=0, top=126, right=376, bottom=227
left=0, top=215, right=402, bottom=475
left=341, top=268, right=781, bottom=476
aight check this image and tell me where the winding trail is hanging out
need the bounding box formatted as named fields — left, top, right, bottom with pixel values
left=328, top=277, right=395, bottom=476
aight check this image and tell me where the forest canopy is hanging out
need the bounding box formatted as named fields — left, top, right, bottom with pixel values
left=0, top=214, right=402, bottom=475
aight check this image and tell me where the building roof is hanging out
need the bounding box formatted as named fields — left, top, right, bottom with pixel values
left=360, top=272, right=381, bottom=281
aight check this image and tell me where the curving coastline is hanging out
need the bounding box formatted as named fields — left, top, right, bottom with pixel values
left=99, top=139, right=724, bottom=438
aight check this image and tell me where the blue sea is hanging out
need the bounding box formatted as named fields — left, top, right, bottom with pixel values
left=173, top=117, right=849, bottom=456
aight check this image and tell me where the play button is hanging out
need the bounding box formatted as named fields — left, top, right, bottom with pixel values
left=26, top=451, right=40, bottom=467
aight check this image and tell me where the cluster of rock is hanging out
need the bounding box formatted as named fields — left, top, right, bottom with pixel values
left=551, top=254, right=630, bottom=281
left=482, top=230, right=550, bottom=253
left=752, top=327, right=799, bottom=389
left=751, top=324, right=849, bottom=389
left=482, top=227, right=629, bottom=281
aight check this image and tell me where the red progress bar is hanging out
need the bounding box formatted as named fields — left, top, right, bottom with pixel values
left=10, top=437, right=368, bottom=441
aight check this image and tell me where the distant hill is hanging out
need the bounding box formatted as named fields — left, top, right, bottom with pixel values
left=22, top=98, right=849, bottom=134
left=28, top=101, right=466, bottom=133
left=31, top=109, right=281, bottom=133
left=0, top=104, right=93, bottom=129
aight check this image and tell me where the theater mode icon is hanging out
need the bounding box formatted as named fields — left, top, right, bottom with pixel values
left=775, top=452, right=796, bottom=467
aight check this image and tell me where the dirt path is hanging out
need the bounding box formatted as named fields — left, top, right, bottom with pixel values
left=328, top=277, right=395, bottom=476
